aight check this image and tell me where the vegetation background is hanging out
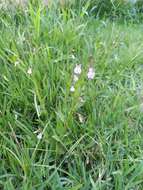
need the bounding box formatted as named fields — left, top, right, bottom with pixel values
left=1, top=0, right=143, bottom=189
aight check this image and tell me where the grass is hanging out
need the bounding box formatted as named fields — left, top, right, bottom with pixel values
left=1, top=2, right=143, bottom=189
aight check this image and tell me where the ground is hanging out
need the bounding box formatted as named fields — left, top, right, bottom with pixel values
left=1, top=3, right=143, bottom=190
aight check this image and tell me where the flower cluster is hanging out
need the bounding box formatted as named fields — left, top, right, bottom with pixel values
left=70, top=64, right=95, bottom=93
left=70, top=64, right=82, bottom=92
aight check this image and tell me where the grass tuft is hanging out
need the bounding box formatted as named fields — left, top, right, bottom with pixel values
left=1, top=1, right=143, bottom=189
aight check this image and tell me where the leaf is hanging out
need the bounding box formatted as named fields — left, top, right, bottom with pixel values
left=69, top=184, right=83, bottom=190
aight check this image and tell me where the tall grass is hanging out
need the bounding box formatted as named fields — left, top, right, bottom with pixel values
left=0, top=1, right=143, bottom=189
left=69, top=0, right=143, bottom=19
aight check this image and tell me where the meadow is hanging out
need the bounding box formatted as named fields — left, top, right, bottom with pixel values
left=1, top=1, right=143, bottom=189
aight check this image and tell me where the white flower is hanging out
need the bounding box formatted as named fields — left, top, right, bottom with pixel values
left=87, top=67, right=95, bottom=80
left=73, top=75, right=79, bottom=82
left=37, top=133, right=42, bottom=140
left=15, top=113, right=18, bottom=120
left=14, top=61, right=19, bottom=66
left=33, top=48, right=36, bottom=53
left=27, top=67, right=32, bottom=75
left=71, top=54, right=76, bottom=59
left=74, top=64, right=82, bottom=75
left=70, top=86, right=75, bottom=92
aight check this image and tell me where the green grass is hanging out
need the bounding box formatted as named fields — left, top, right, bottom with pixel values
left=1, top=3, right=143, bottom=190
